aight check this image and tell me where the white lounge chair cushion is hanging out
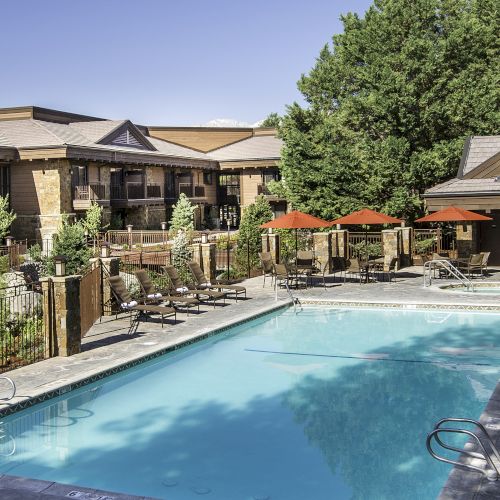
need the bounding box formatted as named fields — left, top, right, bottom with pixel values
left=201, top=282, right=212, bottom=287
left=176, top=287, right=189, bottom=293
left=147, top=293, right=162, bottom=299
left=121, top=300, right=138, bottom=310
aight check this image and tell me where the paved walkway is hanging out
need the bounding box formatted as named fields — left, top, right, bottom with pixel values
left=0, top=265, right=499, bottom=498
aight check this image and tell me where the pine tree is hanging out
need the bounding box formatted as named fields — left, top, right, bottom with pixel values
left=171, top=230, right=193, bottom=283
left=169, top=193, right=197, bottom=232
left=280, top=0, right=499, bottom=222
left=235, top=195, right=273, bottom=273
left=0, top=195, right=16, bottom=240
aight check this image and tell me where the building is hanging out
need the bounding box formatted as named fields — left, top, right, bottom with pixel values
left=0, top=106, right=284, bottom=241
left=424, top=135, right=500, bottom=263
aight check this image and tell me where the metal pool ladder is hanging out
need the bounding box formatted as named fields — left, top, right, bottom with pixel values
left=423, top=259, right=474, bottom=291
left=427, top=418, right=500, bottom=481
left=275, top=279, right=302, bottom=313
left=0, top=376, right=16, bottom=401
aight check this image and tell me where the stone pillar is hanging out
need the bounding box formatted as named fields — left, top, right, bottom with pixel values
left=397, top=227, right=413, bottom=267
left=201, top=243, right=216, bottom=280
left=189, top=243, right=202, bottom=266
left=41, top=275, right=82, bottom=357
left=268, top=233, right=280, bottom=264
left=330, top=230, right=348, bottom=259
left=261, top=233, right=270, bottom=254
left=100, top=256, right=120, bottom=316
left=456, top=222, right=479, bottom=258
left=382, top=230, right=399, bottom=271
left=313, top=232, right=332, bottom=272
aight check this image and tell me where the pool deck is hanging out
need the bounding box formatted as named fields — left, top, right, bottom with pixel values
left=1, top=265, right=500, bottom=498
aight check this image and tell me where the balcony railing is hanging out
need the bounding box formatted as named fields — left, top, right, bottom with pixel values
left=257, top=184, right=272, bottom=196
left=179, top=183, right=193, bottom=197
left=194, top=185, right=205, bottom=198
left=73, top=183, right=106, bottom=200
left=110, top=183, right=163, bottom=200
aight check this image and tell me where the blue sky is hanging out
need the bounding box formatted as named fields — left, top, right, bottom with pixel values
left=1, top=0, right=372, bottom=125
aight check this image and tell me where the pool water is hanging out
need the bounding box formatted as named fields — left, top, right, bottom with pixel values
left=1, top=307, right=500, bottom=499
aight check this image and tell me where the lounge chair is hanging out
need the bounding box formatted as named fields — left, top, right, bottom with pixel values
left=163, top=265, right=226, bottom=308
left=134, top=269, right=200, bottom=314
left=187, top=262, right=246, bottom=301
left=346, top=258, right=371, bottom=284
left=259, top=252, right=275, bottom=287
left=273, top=263, right=293, bottom=289
left=481, top=251, right=491, bottom=275
left=108, top=275, right=176, bottom=327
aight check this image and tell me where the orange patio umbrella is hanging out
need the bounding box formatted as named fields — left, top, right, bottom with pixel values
left=330, top=208, right=403, bottom=226
left=415, top=206, right=492, bottom=223
left=260, top=210, right=331, bottom=261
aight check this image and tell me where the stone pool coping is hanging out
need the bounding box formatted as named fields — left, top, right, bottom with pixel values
left=0, top=298, right=292, bottom=417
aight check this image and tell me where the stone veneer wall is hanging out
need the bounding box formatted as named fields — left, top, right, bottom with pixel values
left=10, top=159, right=74, bottom=241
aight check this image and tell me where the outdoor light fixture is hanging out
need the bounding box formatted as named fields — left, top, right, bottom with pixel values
left=201, top=233, right=208, bottom=244
left=4, top=236, right=13, bottom=247
left=161, top=222, right=167, bottom=231
left=54, top=256, right=67, bottom=277
left=100, top=242, right=111, bottom=258
left=127, top=225, right=133, bottom=232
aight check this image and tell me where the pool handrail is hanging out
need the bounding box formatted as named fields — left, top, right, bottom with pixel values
left=423, top=259, right=474, bottom=291
left=427, top=417, right=500, bottom=481
left=0, top=376, right=16, bottom=401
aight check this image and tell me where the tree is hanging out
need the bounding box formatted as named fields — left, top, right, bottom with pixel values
left=46, top=218, right=93, bottom=276
left=279, top=0, right=499, bottom=222
left=0, top=195, right=16, bottom=240
left=81, top=202, right=105, bottom=238
left=171, top=230, right=193, bottom=283
left=235, top=195, right=273, bottom=274
left=169, top=193, right=197, bottom=233
left=261, top=112, right=282, bottom=128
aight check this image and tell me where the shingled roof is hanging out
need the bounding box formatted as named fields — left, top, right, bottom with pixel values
left=208, top=135, right=282, bottom=162
left=459, top=136, right=500, bottom=177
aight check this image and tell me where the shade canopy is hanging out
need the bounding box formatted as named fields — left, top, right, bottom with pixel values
left=415, top=206, right=492, bottom=223
left=330, top=208, right=403, bottom=226
left=260, top=210, right=331, bottom=229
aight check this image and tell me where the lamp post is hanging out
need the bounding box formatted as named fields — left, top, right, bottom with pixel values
left=201, top=232, right=208, bottom=244
left=127, top=224, right=133, bottom=249
left=227, top=218, right=230, bottom=280
left=100, top=242, right=111, bottom=258
left=161, top=221, right=167, bottom=248
left=54, top=255, right=67, bottom=277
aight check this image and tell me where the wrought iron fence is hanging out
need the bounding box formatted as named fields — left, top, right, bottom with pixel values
left=0, top=284, right=47, bottom=373
left=119, top=251, right=172, bottom=297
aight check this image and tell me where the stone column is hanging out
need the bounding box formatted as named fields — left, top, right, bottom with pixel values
left=382, top=230, right=399, bottom=271
left=330, top=230, right=348, bottom=259
left=261, top=234, right=270, bottom=254
left=397, top=227, right=413, bottom=267
left=268, top=233, right=280, bottom=264
left=201, top=243, right=216, bottom=280
left=43, top=275, right=82, bottom=357
left=100, top=256, right=120, bottom=316
left=313, top=232, right=332, bottom=272
left=456, top=222, right=479, bottom=258
left=189, top=243, right=202, bottom=266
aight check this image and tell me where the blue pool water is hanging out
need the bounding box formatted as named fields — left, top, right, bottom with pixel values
left=1, top=307, right=500, bottom=499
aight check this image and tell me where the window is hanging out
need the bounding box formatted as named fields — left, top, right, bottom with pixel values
left=71, top=165, right=88, bottom=187
left=0, top=164, right=10, bottom=198
left=203, top=171, right=213, bottom=185
left=262, top=169, right=280, bottom=184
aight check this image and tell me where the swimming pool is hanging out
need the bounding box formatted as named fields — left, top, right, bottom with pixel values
left=1, top=306, right=500, bottom=499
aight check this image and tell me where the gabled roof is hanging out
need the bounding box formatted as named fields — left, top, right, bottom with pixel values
left=207, top=135, right=283, bottom=162
left=459, top=136, right=500, bottom=178
left=424, top=178, right=500, bottom=197
left=0, top=118, right=213, bottom=163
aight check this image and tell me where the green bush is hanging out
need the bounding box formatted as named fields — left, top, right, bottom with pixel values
left=349, top=242, right=382, bottom=259
left=415, top=237, right=435, bottom=255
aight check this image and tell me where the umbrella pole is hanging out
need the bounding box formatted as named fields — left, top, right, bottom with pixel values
left=295, top=229, right=298, bottom=264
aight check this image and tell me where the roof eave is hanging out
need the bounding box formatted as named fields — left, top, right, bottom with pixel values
left=423, top=191, right=500, bottom=198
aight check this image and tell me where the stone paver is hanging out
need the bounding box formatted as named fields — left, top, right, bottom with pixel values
left=1, top=266, right=500, bottom=498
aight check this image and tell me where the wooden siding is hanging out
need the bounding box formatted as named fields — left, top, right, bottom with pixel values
left=425, top=195, right=500, bottom=211
left=0, top=109, right=33, bottom=121
left=18, top=148, right=68, bottom=160
left=219, top=159, right=279, bottom=170
left=240, top=171, right=262, bottom=207
left=148, top=128, right=253, bottom=153
left=253, top=128, right=277, bottom=136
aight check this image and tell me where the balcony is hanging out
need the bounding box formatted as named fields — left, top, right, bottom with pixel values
left=73, top=183, right=109, bottom=210
left=257, top=183, right=285, bottom=201
left=110, top=182, right=163, bottom=207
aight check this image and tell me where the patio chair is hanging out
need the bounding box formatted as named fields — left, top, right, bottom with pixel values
left=163, top=265, right=226, bottom=308
left=134, top=269, right=200, bottom=314
left=108, top=275, right=176, bottom=327
left=376, top=257, right=398, bottom=282
left=273, top=263, right=295, bottom=289
left=457, top=253, right=484, bottom=278
left=187, top=261, right=246, bottom=301
left=481, top=251, right=491, bottom=274
left=259, top=252, right=275, bottom=287
left=346, top=258, right=371, bottom=284
left=331, top=257, right=347, bottom=283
